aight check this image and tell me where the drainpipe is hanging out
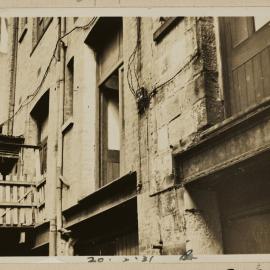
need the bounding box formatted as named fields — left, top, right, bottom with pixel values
left=8, top=18, right=18, bottom=135
left=56, top=17, right=66, bottom=255
left=49, top=17, right=66, bottom=256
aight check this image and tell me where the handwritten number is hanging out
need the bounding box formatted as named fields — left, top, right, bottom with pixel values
left=87, top=257, right=96, bottom=263
left=87, top=257, right=104, bottom=263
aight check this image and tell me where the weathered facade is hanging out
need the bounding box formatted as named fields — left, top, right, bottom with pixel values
left=0, top=16, right=270, bottom=256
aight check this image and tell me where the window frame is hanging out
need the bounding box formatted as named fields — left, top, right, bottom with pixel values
left=153, top=17, right=183, bottom=43
left=99, top=66, right=122, bottom=187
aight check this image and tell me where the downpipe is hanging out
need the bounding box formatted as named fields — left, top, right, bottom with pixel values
left=56, top=17, right=66, bottom=255
left=49, top=17, right=66, bottom=256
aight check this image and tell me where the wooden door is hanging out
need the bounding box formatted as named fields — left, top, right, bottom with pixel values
left=218, top=164, right=270, bottom=254
left=75, top=231, right=139, bottom=256
left=220, top=17, right=270, bottom=116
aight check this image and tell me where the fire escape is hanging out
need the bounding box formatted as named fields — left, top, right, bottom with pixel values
left=0, top=134, right=46, bottom=229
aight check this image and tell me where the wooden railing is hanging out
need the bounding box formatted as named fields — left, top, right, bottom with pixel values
left=35, top=175, right=46, bottom=224
left=33, top=148, right=47, bottom=225
left=0, top=174, right=35, bottom=227
left=0, top=148, right=47, bottom=227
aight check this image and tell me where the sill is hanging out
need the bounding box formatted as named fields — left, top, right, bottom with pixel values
left=153, top=17, right=183, bottom=43
left=201, top=96, right=270, bottom=140
left=62, top=117, right=74, bottom=134
left=173, top=96, right=270, bottom=157
left=18, top=27, right=28, bottom=43
left=78, top=171, right=136, bottom=203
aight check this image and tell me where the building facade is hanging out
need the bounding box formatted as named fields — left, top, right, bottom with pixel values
left=0, top=16, right=270, bottom=256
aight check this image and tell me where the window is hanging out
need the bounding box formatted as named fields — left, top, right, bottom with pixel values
left=32, top=17, right=53, bottom=50
left=85, top=17, right=123, bottom=187
left=87, top=18, right=123, bottom=187
left=100, top=70, right=121, bottom=186
left=153, top=17, right=183, bottom=42
left=64, top=57, right=74, bottom=123
left=219, top=17, right=270, bottom=116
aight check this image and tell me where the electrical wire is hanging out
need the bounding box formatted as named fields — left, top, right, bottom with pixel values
left=149, top=49, right=200, bottom=99
left=0, top=17, right=98, bottom=128
left=127, top=17, right=141, bottom=97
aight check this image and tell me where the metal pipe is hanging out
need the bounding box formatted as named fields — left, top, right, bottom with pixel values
left=8, top=18, right=19, bottom=135
left=55, top=16, right=66, bottom=255
left=49, top=17, right=66, bottom=256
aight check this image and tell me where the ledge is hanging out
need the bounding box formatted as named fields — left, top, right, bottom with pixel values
left=173, top=96, right=270, bottom=158
left=0, top=225, right=34, bottom=230
left=0, top=202, right=36, bottom=207
left=172, top=97, right=270, bottom=185
left=63, top=171, right=137, bottom=229
left=61, top=117, right=74, bottom=134
left=0, top=180, right=35, bottom=186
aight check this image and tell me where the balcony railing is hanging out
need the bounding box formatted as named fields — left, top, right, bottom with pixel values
left=0, top=174, right=35, bottom=227
left=0, top=137, right=47, bottom=228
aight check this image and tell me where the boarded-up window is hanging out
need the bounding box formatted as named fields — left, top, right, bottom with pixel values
left=220, top=17, right=270, bottom=116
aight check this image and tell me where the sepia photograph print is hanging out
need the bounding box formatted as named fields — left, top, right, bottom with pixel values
left=1, top=13, right=270, bottom=266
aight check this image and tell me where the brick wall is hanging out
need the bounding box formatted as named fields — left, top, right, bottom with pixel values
left=121, top=17, right=223, bottom=254
left=1, top=16, right=223, bottom=255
